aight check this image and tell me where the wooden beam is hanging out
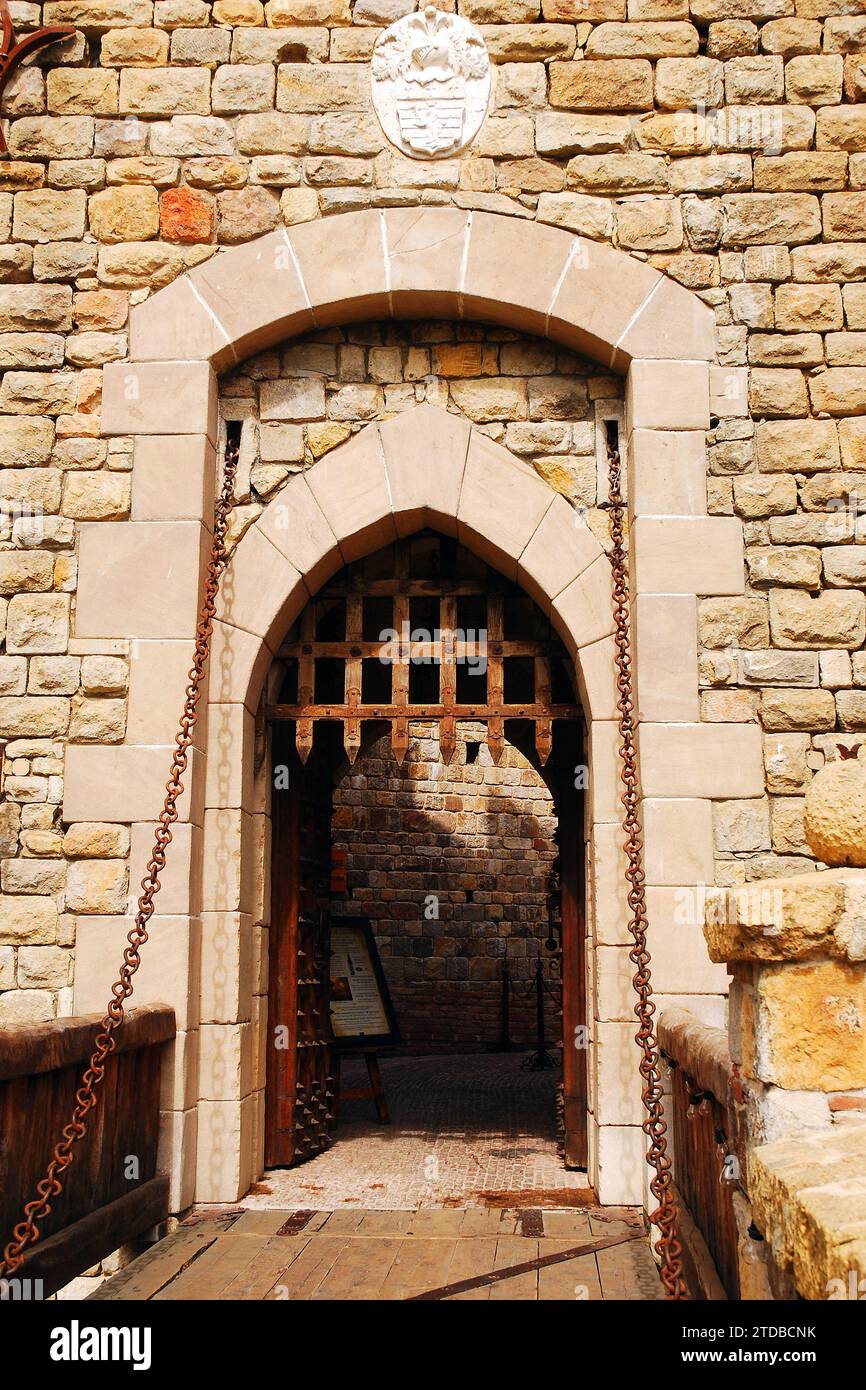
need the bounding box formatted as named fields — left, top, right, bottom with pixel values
left=318, top=579, right=493, bottom=599
left=279, top=639, right=545, bottom=660
left=391, top=589, right=409, bottom=766
left=486, top=592, right=504, bottom=766
left=19, top=1176, right=169, bottom=1299
left=535, top=651, right=553, bottom=766
left=265, top=704, right=580, bottom=721
left=295, top=604, right=315, bottom=765
left=343, top=594, right=362, bottom=765
left=0, top=1005, right=175, bottom=1083
left=438, top=594, right=456, bottom=764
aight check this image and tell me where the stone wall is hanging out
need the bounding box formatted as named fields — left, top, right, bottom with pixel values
left=331, top=723, right=561, bottom=1053
left=219, top=316, right=622, bottom=542
left=0, top=0, right=865, bottom=1025
left=701, top=858, right=866, bottom=1297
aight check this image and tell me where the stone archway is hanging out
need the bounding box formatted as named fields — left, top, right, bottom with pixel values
left=66, top=208, right=762, bottom=1211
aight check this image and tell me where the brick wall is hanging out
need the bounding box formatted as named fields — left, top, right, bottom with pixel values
left=331, top=722, right=562, bottom=1053
left=0, top=0, right=864, bottom=1022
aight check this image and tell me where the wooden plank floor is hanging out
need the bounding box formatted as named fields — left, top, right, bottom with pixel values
left=92, top=1207, right=665, bottom=1302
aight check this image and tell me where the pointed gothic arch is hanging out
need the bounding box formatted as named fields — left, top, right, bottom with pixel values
left=66, top=209, right=763, bottom=1210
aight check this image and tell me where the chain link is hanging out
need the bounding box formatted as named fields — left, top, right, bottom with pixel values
left=0, top=442, right=240, bottom=1282
left=606, top=436, right=687, bottom=1301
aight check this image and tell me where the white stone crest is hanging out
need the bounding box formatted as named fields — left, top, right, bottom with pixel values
left=371, top=6, right=492, bottom=161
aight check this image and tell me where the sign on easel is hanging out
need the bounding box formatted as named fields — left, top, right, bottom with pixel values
left=329, top=919, right=401, bottom=1050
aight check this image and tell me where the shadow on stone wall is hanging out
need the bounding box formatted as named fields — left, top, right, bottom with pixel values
left=330, top=722, right=562, bottom=1055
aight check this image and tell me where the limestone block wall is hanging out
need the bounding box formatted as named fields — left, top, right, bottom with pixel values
left=218, top=317, right=624, bottom=551
left=705, top=866, right=866, bottom=1136
left=702, top=866, right=866, bottom=1297
left=0, top=0, right=864, bottom=1037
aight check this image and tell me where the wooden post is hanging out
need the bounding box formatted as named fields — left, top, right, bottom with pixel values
left=534, top=650, right=553, bottom=767
left=439, top=593, right=457, bottom=766
left=344, top=593, right=362, bottom=765
left=486, top=591, right=504, bottom=766
left=335, top=1049, right=391, bottom=1124
left=295, top=604, right=315, bottom=765
left=392, top=589, right=409, bottom=766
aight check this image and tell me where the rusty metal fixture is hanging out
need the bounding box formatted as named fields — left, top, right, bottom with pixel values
left=606, top=433, right=687, bottom=1301
left=0, top=440, right=240, bottom=1281
left=0, top=0, right=76, bottom=157
left=521, top=952, right=556, bottom=1072
left=265, top=534, right=579, bottom=769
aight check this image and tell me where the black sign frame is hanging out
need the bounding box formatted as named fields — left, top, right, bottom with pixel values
left=328, top=917, right=401, bottom=1051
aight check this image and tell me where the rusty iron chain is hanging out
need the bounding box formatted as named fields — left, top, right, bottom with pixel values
left=0, top=441, right=240, bottom=1282
left=606, top=436, right=687, bottom=1301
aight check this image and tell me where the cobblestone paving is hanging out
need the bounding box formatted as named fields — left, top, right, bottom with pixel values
left=243, top=1053, right=592, bottom=1211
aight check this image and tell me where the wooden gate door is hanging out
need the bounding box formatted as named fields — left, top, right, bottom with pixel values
left=265, top=724, right=337, bottom=1167
left=553, top=724, right=588, bottom=1170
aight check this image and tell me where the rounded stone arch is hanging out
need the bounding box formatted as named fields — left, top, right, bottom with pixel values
left=118, top=206, right=716, bottom=378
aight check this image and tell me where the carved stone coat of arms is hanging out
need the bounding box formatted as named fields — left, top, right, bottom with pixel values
left=371, top=6, right=492, bottom=160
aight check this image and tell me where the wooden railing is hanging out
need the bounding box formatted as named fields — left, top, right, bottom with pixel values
left=658, top=1008, right=746, bottom=1300
left=0, top=1004, right=175, bottom=1297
